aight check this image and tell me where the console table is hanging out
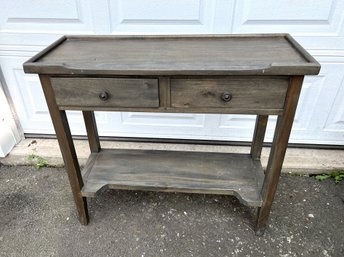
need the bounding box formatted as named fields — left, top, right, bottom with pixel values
left=24, top=34, right=320, bottom=234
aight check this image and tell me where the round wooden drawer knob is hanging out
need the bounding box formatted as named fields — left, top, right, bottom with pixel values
left=99, top=91, right=109, bottom=101
left=221, top=92, right=232, bottom=102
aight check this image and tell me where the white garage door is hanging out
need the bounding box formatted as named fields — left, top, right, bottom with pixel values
left=1, top=0, right=344, bottom=145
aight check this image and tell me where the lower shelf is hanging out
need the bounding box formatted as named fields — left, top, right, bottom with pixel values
left=81, top=148, right=264, bottom=207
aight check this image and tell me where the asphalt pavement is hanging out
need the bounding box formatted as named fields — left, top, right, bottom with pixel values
left=0, top=165, right=343, bottom=257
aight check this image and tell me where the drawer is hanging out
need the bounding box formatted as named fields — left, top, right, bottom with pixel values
left=170, top=77, right=289, bottom=110
left=50, top=77, right=159, bottom=108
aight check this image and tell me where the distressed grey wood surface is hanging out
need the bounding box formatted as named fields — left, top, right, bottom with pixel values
left=81, top=149, right=264, bottom=206
left=50, top=77, right=159, bottom=108
left=251, top=115, right=269, bottom=161
left=48, top=76, right=287, bottom=115
left=82, top=111, right=101, bottom=153
left=255, top=76, right=304, bottom=234
left=23, top=34, right=320, bottom=76
left=39, top=75, right=89, bottom=225
left=23, top=34, right=321, bottom=232
left=171, top=77, right=288, bottom=109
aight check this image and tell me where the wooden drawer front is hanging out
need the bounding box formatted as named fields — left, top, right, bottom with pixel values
left=50, top=78, right=159, bottom=108
left=170, top=78, right=289, bottom=110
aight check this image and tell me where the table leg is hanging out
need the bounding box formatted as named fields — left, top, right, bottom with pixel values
left=255, top=76, right=304, bottom=235
left=251, top=115, right=268, bottom=160
left=39, top=75, right=89, bottom=225
left=83, top=111, right=101, bottom=153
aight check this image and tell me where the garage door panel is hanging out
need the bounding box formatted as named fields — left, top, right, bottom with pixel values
left=0, top=0, right=95, bottom=33
left=232, top=0, right=344, bottom=36
left=0, top=0, right=343, bottom=145
left=109, top=0, right=234, bottom=34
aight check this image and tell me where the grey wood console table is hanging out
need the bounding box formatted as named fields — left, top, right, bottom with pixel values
left=24, top=34, right=320, bottom=234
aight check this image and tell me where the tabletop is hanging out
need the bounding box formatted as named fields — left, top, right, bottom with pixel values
left=23, top=34, right=320, bottom=76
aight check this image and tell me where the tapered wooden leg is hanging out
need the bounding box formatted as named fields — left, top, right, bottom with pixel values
left=83, top=111, right=101, bottom=153
left=39, top=75, right=89, bottom=225
left=251, top=115, right=268, bottom=160
left=255, top=76, right=304, bottom=235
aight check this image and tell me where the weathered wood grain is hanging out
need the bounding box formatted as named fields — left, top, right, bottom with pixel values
left=23, top=34, right=321, bottom=76
left=255, top=76, right=304, bottom=235
left=158, top=77, right=170, bottom=109
left=50, top=77, right=159, bottom=108
left=251, top=115, right=268, bottom=160
left=24, top=35, right=320, bottom=232
left=56, top=106, right=284, bottom=115
left=82, top=111, right=100, bottom=153
left=39, top=75, right=89, bottom=225
left=170, top=77, right=288, bottom=110
left=81, top=149, right=264, bottom=207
